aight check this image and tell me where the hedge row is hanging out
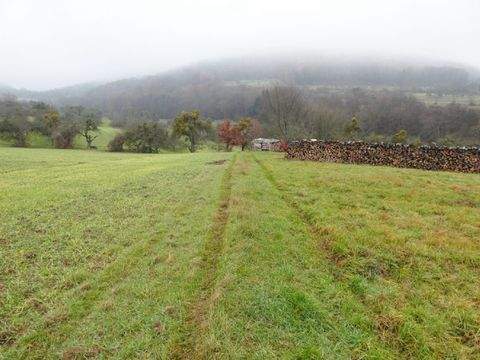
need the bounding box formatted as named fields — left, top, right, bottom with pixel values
left=286, top=141, right=480, bottom=173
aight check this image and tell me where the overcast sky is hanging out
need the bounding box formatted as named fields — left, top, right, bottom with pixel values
left=1, top=0, right=479, bottom=90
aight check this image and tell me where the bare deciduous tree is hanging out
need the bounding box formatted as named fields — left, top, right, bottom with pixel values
left=261, top=86, right=307, bottom=141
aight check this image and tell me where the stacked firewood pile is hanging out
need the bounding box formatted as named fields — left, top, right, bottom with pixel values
left=286, top=140, right=480, bottom=173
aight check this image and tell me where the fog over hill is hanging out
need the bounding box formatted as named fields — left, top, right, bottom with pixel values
left=3, top=54, right=479, bottom=123
left=2, top=0, right=480, bottom=90
left=6, top=53, right=480, bottom=93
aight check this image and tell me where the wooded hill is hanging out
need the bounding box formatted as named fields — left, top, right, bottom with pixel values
left=2, top=55, right=480, bottom=146
left=4, top=55, right=480, bottom=123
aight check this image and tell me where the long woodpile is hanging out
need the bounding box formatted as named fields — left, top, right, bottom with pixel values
left=286, top=140, right=480, bottom=173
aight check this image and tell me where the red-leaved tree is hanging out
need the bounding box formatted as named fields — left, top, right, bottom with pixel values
left=217, top=120, right=240, bottom=151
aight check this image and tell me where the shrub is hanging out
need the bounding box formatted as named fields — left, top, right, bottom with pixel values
left=53, top=124, right=78, bottom=149
left=392, top=129, right=408, bottom=144
left=344, top=116, right=361, bottom=139
left=108, top=133, right=126, bottom=152
left=0, top=118, right=30, bottom=147
left=124, top=122, right=169, bottom=153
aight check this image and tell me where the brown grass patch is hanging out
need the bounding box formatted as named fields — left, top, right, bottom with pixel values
left=0, top=330, right=16, bottom=346
left=62, top=346, right=101, bottom=359
left=153, top=321, right=165, bottom=335
left=207, top=160, right=227, bottom=166
left=375, top=314, right=404, bottom=342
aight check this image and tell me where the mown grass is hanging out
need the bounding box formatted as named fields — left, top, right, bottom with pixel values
left=1, top=149, right=479, bottom=359
left=0, top=148, right=232, bottom=358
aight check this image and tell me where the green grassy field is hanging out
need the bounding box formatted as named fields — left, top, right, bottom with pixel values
left=1, top=148, right=479, bottom=359
left=0, top=119, right=120, bottom=151
left=73, top=120, right=121, bottom=151
left=412, top=93, right=480, bottom=111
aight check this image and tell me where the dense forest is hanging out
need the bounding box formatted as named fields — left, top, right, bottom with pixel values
left=297, top=89, right=480, bottom=144
left=1, top=56, right=480, bottom=147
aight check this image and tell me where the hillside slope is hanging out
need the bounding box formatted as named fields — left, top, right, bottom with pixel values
left=3, top=55, right=480, bottom=121
left=1, top=149, right=479, bottom=358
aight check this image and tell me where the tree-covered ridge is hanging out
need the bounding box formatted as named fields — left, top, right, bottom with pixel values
left=2, top=56, right=479, bottom=147
left=4, top=56, right=479, bottom=118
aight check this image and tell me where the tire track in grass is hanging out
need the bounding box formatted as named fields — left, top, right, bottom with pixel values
left=253, top=155, right=319, bottom=228
left=169, top=155, right=237, bottom=359
left=252, top=154, right=400, bottom=356
left=9, top=166, right=215, bottom=356
left=253, top=154, right=357, bottom=283
left=254, top=156, right=465, bottom=358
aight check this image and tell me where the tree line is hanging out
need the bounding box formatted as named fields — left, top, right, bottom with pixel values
left=259, top=87, right=480, bottom=145
left=108, top=112, right=262, bottom=153
left=0, top=95, right=101, bottom=149
left=79, top=80, right=479, bottom=146
left=0, top=95, right=265, bottom=153
left=97, top=85, right=480, bottom=147
left=2, top=85, right=479, bottom=153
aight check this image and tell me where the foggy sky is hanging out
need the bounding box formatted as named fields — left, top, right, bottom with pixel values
left=1, top=0, right=479, bottom=90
